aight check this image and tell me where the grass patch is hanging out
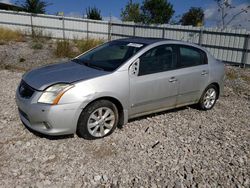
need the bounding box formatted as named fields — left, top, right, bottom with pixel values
left=32, top=42, right=43, bottom=49
left=75, top=38, right=104, bottom=53
left=0, top=64, right=29, bottom=72
left=55, top=38, right=104, bottom=58
left=241, top=74, right=250, bottom=83
left=0, top=27, right=24, bottom=44
left=55, top=40, right=76, bottom=58
left=226, top=69, right=237, bottom=80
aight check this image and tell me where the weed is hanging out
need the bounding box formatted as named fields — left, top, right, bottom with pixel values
left=32, top=42, right=43, bottom=49
left=31, top=29, right=52, bottom=42
left=226, top=69, right=237, bottom=80
left=75, top=38, right=104, bottom=53
left=55, top=40, right=76, bottom=58
left=0, top=27, right=24, bottom=44
left=0, top=64, right=29, bottom=72
left=241, top=74, right=250, bottom=84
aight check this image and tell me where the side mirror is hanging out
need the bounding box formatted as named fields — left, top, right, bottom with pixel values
left=129, top=59, right=140, bottom=76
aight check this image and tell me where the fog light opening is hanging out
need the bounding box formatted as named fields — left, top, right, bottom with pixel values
left=43, top=122, right=52, bottom=129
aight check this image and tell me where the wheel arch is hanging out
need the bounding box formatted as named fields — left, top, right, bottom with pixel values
left=80, top=96, right=125, bottom=128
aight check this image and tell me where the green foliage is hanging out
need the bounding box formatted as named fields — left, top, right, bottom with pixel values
left=21, top=0, right=49, bottom=14
left=179, top=7, right=204, bottom=26
left=32, top=42, right=43, bottom=49
left=121, top=0, right=141, bottom=23
left=86, top=7, right=102, bottom=20
left=141, top=0, right=174, bottom=24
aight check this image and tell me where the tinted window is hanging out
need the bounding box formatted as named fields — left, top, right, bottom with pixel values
left=90, top=44, right=129, bottom=61
left=75, top=41, right=145, bottom=71
left=178, top=46, right=207, bottom=68
left=139, top=45, right=177, bottom=76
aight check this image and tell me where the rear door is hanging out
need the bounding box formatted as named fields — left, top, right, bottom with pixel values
left=176, top=45, right=209, bottom=105
left=129, top=44, right=179, bottom=116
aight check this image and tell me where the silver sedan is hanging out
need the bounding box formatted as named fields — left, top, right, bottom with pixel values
left=16, top=38, right=225, bottom=139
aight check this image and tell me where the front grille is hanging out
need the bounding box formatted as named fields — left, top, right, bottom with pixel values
left=19, top=80, right=35, bottom=99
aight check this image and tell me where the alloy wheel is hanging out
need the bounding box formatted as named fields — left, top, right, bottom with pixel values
left=87, top=107, right=115, bottom=137
left=203, top=88, right=217, bottom=109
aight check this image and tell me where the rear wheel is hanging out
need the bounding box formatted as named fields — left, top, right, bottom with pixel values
left=198, top=85, right=218, bottom=110
left=77, top=100, right=118, bottom=139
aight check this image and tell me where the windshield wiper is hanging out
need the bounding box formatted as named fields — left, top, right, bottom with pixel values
left=72, top=58, right=105, bottom=71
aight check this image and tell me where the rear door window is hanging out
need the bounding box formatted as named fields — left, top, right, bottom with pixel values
left=178, top=46, right=207, bottom=68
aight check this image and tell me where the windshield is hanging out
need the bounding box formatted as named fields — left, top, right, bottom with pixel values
left=73, top=41, right=145, bottom=71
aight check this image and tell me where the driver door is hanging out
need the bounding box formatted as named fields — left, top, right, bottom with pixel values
left=129, top=44, right=179, bottom=116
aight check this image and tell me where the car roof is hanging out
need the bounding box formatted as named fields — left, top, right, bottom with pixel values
left=116, top=37, right=200, bottom=46
left=116, top=37, right=169, bottom=45
left=114, top=37, right=209, bottom=55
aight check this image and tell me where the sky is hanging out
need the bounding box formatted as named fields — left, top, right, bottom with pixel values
left=1, top=0, right=250, bottom=29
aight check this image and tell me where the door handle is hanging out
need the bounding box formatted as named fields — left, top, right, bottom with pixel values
left=201, top=70, right=208, bottom=75
left=169, top=77, right=177, bottom=83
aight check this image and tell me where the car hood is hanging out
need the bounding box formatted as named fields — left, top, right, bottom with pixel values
left=22, top=61, right=108, bottom=90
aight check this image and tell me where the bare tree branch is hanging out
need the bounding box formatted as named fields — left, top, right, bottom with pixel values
left=215, top=0, right=249, bottom=29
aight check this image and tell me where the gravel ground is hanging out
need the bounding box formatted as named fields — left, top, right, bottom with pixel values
left=0, top=40, right=249, bottom=187
left=0, top=68, right=249, bottom=187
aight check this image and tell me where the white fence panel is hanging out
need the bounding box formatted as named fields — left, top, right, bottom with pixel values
left=0, top=10, right=249, bottom=65
left=135, top=26, right=162, bottom=38
left=0, top=11, right=31, bottom=32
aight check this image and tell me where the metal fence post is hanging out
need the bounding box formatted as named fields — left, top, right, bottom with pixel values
left=62, top=15, right=65, bottom=40
left=198, top=27, right=203, bottom=45
left=86, top=20, right=89, bottom=40
left=108, top=20, right=112, bottom=41
left=162, top=27, right=165, bottom=39
left=241, top=34, right=250, bottom=68
left=30, top=13, right=34, bottom=37
left=133, top=24, right=136, bottom=37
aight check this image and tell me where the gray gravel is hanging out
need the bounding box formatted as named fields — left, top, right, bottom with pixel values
left=0, top=68, right=249, bottom=187
left=0, top=40, right=249, bottom=187
left=0, top=38, right=68, bottom=71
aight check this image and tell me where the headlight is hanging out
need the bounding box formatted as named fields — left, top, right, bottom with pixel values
left=38, top=84, right=74, bottom=105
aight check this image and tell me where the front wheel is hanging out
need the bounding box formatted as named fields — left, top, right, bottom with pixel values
left=77, top=100, right=119, bottom=139
left=198, top=85, right=218, bottom=110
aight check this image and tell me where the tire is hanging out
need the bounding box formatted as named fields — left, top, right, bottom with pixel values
left=77, top=100, right=119, bottom=139
left=198, top=84, right=218, bottom=111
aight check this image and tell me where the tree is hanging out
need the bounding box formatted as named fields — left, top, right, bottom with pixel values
left=86, top=7, right=102, bottom=20
left=121, top=0, right=141, bottom=23
left=21, top=0, right=48, bottom=14
left=179, top=7, right=204, bottom=26
left=215, top=0, right=250, bottom=29
left=141, top=0, right=174, bottom=24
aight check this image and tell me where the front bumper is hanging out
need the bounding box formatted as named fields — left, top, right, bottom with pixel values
left=16, top=89, right=83, bottom=136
